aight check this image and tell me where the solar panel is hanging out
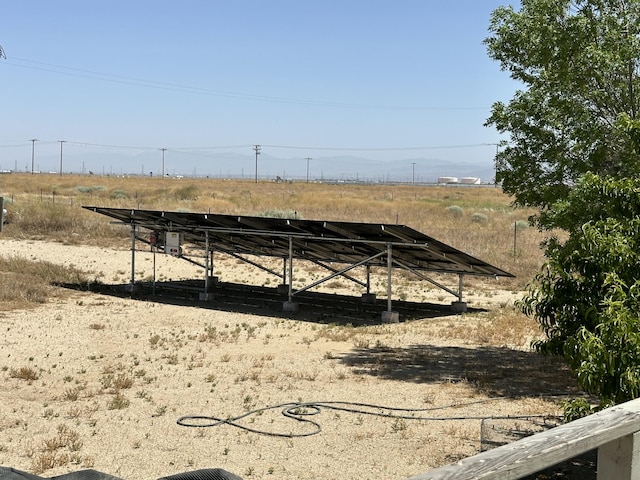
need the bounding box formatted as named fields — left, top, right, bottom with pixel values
left=83, top=206, right=513, bottom=278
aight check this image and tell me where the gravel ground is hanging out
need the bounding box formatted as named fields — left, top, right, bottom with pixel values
left=0, top=239, right=582, bottom=479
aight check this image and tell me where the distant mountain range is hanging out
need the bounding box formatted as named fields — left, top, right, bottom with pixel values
left=5, top=149, right=497, bottom=184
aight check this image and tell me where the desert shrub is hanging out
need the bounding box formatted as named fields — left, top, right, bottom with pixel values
left=4, top=200, right=127, bottom=244
left=0, top=256, right=89, bottom=309
left=445, top=205, right=464, bottom=218
left=174, top=184, right=199, bottom=200
left=12, top=202, right=84, bottom=235
left=257, top=209, right=301, bottom=219
left=9, top=366, right=39, bottom=381
left=110, top=189, right=128, bottom=199
left=471, top=213, right=489, bottom=224
left=75, top=186, right=105, bottom=194
left=107, top=393, right=130, bottom=410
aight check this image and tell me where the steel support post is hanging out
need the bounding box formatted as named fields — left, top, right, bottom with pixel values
left=129, top=224, right=136, bottom=291
left=288, top=236, right=294, bottom=302
left=387, top=243, right=392, bottom=312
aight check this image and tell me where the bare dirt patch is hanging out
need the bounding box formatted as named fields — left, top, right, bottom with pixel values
left=0, top=239, right=581, bottom=479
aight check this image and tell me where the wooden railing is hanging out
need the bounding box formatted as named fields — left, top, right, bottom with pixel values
left=407, top=398, right=640, bottom=480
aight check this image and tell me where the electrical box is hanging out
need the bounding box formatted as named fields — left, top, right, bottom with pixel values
left=165, top=232, right=181, bottom=256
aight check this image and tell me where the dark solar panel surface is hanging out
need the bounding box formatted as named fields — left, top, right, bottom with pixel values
left=83, top=206, right=513, bottom=278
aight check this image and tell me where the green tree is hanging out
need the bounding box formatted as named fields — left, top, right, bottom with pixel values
left=486, top=0, right=640, bottom=409
left=520, top=173, right=640, bottom=406
left=485, top=0, right=640, bottom=223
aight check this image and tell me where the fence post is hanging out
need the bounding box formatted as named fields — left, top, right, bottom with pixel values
left=598, top=431, right=640, bottom=480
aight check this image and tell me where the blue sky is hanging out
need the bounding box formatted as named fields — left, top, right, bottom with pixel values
left=0, top=1, right=520, bottom=179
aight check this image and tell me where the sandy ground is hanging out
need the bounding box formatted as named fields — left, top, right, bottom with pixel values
left=0, top=239, right=580, bottom=480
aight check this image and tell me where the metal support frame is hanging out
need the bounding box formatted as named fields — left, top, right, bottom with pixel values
left=129, top=224, right=136, bottom=290
left=387, top=243, right=393, bottom=313
left=152, top=241, right=156, bottom=295
left=282, top=257, right=287, bottom=285
left=395, top=258, right=463, bottom=300
left=204, top=231, right=210, bottom=293
left=288, top=236, right=294, bottom=302
left=292, top=251, right=386, bottom=296
left=306, top=258, right=368, bottom=289
left=366, top=265, right=371, bottom=294
left=218, top=249, right=284, bottom=281
left=116, top=219, right=479, bottom=311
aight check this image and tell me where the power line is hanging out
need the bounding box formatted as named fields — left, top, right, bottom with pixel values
left=67, top=141, right=157, bottom=150
left=3, top=57, right=490, bottom=111
left=262, top=143, right=498, bottom=151
left=0, top=140, right=500, bottom=153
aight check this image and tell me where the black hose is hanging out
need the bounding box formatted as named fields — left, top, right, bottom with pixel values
left=177, top=398, right=561, bottom=438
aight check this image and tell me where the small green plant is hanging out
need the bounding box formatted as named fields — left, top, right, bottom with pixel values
left=135, top=390, right=152, bottom=401
left=562, top=398, right=593, bottom=422
left=243, top=395, right=256, bottom=411
left=153, top=405, right=167, bottom=417
left=391, top=418, right=408, bottom=433
left=63, top=388, right=80, bottom=401
left=107, top=393, right=130, bottom=410
left=149, top=334, right=162, bottom=348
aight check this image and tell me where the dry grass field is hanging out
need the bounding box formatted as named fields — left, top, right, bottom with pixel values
left=0, top=173, right=544, bottom=286
left=0, top=174, right=583, bottom=479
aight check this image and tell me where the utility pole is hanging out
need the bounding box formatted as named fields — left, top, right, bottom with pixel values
left=253, top=145, right=261, bottom=183
left=411, top=162, right=416, bottom=184
left=30, top=139, right=38, bottom=174
left=305, top=157, right=312, bottom=183
left=58, top=140, right=66, bottom=176
left=161, top=148, right=167, bottom=178
left=494, top=143, right=499, bottom=187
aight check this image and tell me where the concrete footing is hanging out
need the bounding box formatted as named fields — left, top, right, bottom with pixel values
left=451, top=301, right=468, bottom=313
left=283, top=301, right=299, bottom=312
left=381, top=311, right=400, bottom=323
left=199, top=293, right=214, bottom=301
left=361, top=293, right=377, bottom=304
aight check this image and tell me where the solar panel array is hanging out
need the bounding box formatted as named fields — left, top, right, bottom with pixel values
left=84, top=207, right=513, bottom=278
